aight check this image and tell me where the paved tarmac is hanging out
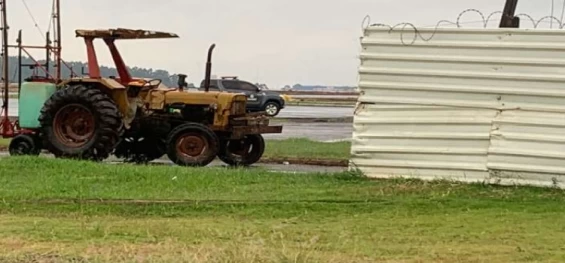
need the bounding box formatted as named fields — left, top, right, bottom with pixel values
left=276, top=105, right=354, bottom=118
left=264, top=122, right=353, bottom=142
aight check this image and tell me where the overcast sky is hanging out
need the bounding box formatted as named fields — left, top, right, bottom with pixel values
left=3, top=0, right=557, bottom=88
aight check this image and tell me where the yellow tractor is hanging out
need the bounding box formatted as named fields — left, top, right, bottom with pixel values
left=18, top=28, right=282, bottom=166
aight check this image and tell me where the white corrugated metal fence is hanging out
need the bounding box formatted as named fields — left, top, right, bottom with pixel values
left=351, top=27, right=565, bottom=188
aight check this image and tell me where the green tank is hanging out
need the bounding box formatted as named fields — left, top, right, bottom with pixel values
left=18, top=82, right=57, bottom=129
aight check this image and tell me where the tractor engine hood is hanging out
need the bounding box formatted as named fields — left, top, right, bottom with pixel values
left=146, top=89, right=246, bottom=114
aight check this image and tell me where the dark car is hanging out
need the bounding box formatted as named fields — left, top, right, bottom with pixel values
left=199, top=77, right=286, bottom=116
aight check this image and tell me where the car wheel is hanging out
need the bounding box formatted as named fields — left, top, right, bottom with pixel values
left=263, top=102, right=280, bottom=117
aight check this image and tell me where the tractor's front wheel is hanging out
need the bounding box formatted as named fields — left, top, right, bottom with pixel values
left=38, top=85, right=123, bottom=161
left=166, top=123, right=219, bottom=167
left=218, top=134, right=265, bottom=167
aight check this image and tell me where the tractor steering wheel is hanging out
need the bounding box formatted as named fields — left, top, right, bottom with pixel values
left=142, top=78, right=162, bottom=89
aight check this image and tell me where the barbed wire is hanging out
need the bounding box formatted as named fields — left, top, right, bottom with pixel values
left=362, top=9, right=565, bottom=45
left=485, top=11, right=503, bottom=26
left=456, top=9, right=487, bottom=28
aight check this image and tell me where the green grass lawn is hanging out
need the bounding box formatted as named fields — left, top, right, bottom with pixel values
left=0, top=157, right=565, bottom=262
left=264, top=138, right=350, bottom=160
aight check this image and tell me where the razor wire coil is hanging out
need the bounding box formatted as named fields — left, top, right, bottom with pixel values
left=362, top=9, right=565, bottom=46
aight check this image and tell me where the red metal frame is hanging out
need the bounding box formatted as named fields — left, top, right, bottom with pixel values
left=0, top=115, right=15, bottom=137
left=84, top=37, right=101, bottom=79
left=80, top=37, right=128, bottom=84
left=1, top=0, right=11, bottom=138
left=83, top=37, right=141, bottom=86
left=0, top=0, right=74, bottom=139
left=104, top=38, right=131, bottom=84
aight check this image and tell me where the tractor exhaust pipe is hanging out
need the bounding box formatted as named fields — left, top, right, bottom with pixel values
left=204, top=44, right=216, bottom=92
left=177, top=74, right=187, bottom=91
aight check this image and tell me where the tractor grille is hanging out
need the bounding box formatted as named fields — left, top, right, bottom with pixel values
left=231, top=100, right=246, bottom=115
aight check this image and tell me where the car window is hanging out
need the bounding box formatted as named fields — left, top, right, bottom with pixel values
left=222, top=80, right=241, bottom=91
left=238, top=82, right=258, bottom=92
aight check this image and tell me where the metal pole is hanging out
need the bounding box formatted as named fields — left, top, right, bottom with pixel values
left=500, top=0, right=520, bottom=28
left=1, top=0, right=9, bottom=109
left=45, top=32, right=50, bottom=79
left=0, top=0, right=13, bottom=137
left=55, top=0, right=61, bottom=81
left=17, top=30, right=21, bottom=95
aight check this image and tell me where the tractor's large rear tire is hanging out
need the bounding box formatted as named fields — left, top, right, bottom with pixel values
left=218, top=134, right=265, bottom=167
left=166, top=123, right=219, bottom=167
left=38, top=84, right=123, bottom=161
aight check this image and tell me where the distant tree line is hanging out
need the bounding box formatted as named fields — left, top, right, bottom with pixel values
left=1, top=56, right=180, bottom=87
